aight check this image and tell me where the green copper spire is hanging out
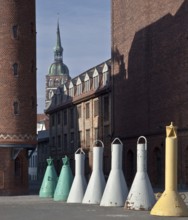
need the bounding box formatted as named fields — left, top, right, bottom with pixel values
left=48, top=20, right=70, bottom=76
left=54, top=19, right=63, bottom=61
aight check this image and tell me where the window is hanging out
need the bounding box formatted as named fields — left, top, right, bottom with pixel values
left=51, top=114, right=55, bottom=126
left=55, top=79, right=60, bottom=87
left=63, top=110, right=67, bottom=125
left=57, top=135, right=61, bottom=148
left=69, top=87, right=74, bottom=97
left=12, top=25, right=18, bottom=39
left=104, top=96, right=109, bottom=121
left=70, top=108, right=74, bottom=128
left=15, top=157, right=21, bottom=177
left=13, top=101, right=19, bottom=115
left=52, top=137, right=55, bottom=147
left=103, top=71, right=109, bottom=86
left=63, top=134, right=67, bottom=151
left=94, top=128, right=99, bottom=140
left=70, top=132, right=74, bottom=149
left=49, top=79, right=53, bottom=87
left=77, top=105, right=81, bottom=118
left=49, top=90, right=54, bottom=99
left=85, top=103, right=90, bottom=119
left=94, top=100, right=99, bottom=117
left=93, top=75, right=99, bottom=89
left=12, top=63, right=18, bottom=76
left=85, top=80, right=90, bottom=92
left=77, top=83, right=82, bottom=96
left=86, top=129, right=90, bottom=148
left=104, top=125, right=110, bottom=138
left=57, top=112, right=61, bottom=124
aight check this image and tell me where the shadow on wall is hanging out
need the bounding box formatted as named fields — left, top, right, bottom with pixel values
left=111, top=0, right=188, bottom=187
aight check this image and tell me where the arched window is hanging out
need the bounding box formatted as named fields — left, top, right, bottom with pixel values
left=13, top=101, right=19, bottom=115
left=49, top=79, right=53, bottom=87
left=49, top=90, right=54, bottom=99
left=12, top=63, right=18, bottom=76
left=55, top=79, right=60, bottom=87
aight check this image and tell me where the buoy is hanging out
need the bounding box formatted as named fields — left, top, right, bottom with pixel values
left=125, top=136, right=156, bottom=210
left=53, top=156, right=73, bottom=201
left=67, top=148, right=87, bottom=203
left=82, top=140, right=106, bottom=204
left=39, top=157, right=58, bottom=198
left=150, top=123, right=188, bottom=216
left=100, top=138, right=128, bottom=206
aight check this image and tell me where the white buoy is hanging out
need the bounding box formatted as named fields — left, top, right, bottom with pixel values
left=125, top=136, right=156, bottom=210
left=67, top=148, right=87, bottom=203
left=100, top=138, right=128, bottom=207
left=82, top=140, right=106, bottom=204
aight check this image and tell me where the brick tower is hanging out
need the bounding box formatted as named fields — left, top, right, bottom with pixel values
left=0, top=0, right=36, bottom=195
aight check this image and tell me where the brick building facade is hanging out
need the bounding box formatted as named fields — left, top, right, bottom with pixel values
left=45, top=60, right=111, bottom=178
left=0, top=0, right=36, bottom=195
left=111, top=0, right=188, bottom=187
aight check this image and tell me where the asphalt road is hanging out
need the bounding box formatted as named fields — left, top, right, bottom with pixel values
left=0, top=195, right=188, bottom=220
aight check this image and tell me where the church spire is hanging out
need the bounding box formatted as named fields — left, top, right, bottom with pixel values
left=54, top=19, right=63, bottom=61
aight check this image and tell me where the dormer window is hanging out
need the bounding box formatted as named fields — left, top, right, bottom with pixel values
left=69, top=82, right=74, bottom=97
left=76, top=77, right=82, bottom=96
left=12, top=63, right=18, bottom=76
left=84, top=73, right=90, bottom=92
left=103, top=71, right=109, bottom=86
left=102, top=63, right=110, bottom=86
left=62, top=85, right=67, bottom=101
left=93, top=69, right=99, bottom=89
left=85, top=80, right=90, bottom=92
left=12, top=25, right=18, bottom=39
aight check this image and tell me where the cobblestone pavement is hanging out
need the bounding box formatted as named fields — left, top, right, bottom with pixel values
left=0, top=193, right=187, bottom=220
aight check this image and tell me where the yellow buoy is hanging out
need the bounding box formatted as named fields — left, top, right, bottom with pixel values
left=150, top=122, right=188, bottom=216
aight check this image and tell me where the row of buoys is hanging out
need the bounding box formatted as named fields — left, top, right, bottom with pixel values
left=39, top=123, right=188, bottom=217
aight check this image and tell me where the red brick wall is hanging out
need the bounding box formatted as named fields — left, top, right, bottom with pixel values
left=112, top=0, right=188, bottom=187
left=0, top=0, right=36, bottom=194
left=0, top=148, right=28, bottom=195
left=0, top=0, right=36, bottom=144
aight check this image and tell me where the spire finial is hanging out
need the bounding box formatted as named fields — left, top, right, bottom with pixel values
left=54, top=16, right=63, bottom=62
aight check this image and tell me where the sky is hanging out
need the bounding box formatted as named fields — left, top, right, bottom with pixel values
left=36, top=0, right=111, bottom=113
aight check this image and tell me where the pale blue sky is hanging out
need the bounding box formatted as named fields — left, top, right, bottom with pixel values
left=36, top=0, right=111, bottom=113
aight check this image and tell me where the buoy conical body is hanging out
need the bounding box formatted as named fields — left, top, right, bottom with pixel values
left=39, top=158, right=58, bottom=198
left=125, top=136, right=156, bottom=210
left=67, top=149, right=87, bottom=203
left=82, top=142, right=106, bottom=204
left=151, top=123, right=188, bottom=216
left=100, top=138, right=128, bottom=206
left=54, top=156, right=73, bottom=201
